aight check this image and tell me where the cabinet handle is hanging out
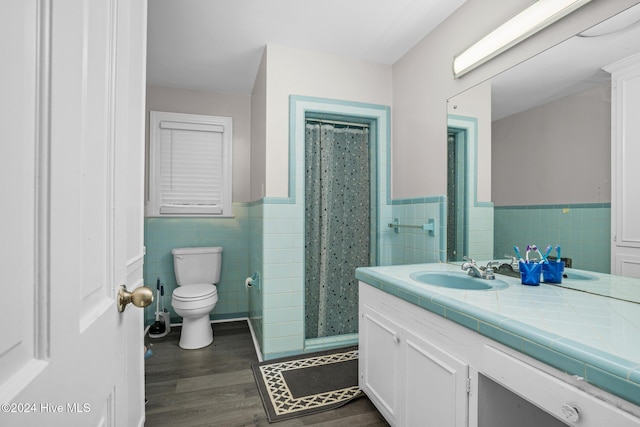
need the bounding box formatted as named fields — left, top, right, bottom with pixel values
left=393, top=333, right=400, bottom=343
left=560, top=404, right=580, bottom=422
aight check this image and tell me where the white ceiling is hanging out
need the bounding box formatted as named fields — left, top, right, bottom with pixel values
left=146, top=0, right=467, bottom=94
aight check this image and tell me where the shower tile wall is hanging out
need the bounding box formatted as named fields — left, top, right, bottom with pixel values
left=260, top=200, right=305, bottom=358
left=494, top=204, right=610, bottom=273
left=468, top=204, right=494, bottom=260
left=248, top=201, right=264, bottom=349
left=143, top=203, right=251, bottom=325
left=389, top=197, right=445, bottom=265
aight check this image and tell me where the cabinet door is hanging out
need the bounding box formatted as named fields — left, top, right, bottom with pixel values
left=403, top=329, right=469, bottom=427
left=607, top=54, right=640, bottom=278
left=360, top=304, right=402, bottom=425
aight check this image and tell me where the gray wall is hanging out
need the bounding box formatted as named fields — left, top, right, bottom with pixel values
left=145, top=85, right=252, bottom=203
left=392, top=0, right=639, bottom=200
left=492, top=83, right=611, bottom=206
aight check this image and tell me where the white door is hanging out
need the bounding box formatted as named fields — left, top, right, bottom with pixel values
left=0, top=1, right=148, bottom=426
left=607, top=54, right=640, bottom=278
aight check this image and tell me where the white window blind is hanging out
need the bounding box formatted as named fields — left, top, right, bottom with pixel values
left=148, top=112, right=232, bottom=216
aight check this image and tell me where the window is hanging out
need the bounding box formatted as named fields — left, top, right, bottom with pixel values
left=148, top=111, right=232, bottom=217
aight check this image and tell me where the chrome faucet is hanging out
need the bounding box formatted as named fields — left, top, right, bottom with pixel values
left=461, top=257, right=484, bottom=278
left=484, top=261, right=500, bottom=280
left=503, top=254, right=520, bottom=272
left=461, top=257, right=498, bottom=280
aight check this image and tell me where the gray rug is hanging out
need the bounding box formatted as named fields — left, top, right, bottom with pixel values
left=251, top=346, right=363, bottom=422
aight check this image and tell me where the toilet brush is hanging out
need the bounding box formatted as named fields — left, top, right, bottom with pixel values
left=149, top=278, right=167, bottom=338
left=158, top=284, right=170, bottom=335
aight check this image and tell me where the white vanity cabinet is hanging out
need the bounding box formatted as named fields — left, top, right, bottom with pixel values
left=359, top=283, right=470, bottom=427
left=359, top=280, right=640, bottom=427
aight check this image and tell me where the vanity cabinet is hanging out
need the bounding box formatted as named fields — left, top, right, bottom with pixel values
left=359, top=280, right=640, bottom=427
left=359, top=284, right=470, bottom=427
left=482, top=345, right=640, bottom=427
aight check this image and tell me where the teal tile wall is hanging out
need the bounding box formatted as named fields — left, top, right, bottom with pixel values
left=494, top=204, right=610, bottom=273
left=143, top=203, right=251, bottom=325
left=248, top=201, right=264, bottom=350
left=261, top=200, right=305, bottom=359
left=389, top=197, right=446, bottom=265
left=468, top=204, right=494, bottom=260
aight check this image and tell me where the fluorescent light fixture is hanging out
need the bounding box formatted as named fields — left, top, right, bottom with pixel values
left=453, top=0, right=593, bottom=78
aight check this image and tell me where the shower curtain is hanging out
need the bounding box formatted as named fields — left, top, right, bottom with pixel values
left=305, top=122, right=370, bottom=339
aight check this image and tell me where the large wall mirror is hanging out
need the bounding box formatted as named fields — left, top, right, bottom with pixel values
left=447, top=4, right=640, bottom=274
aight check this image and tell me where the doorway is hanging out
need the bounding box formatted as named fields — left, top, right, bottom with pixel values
left=447, top=128, right=468, bottom=262
left=304, top=117, right=372, bottom=339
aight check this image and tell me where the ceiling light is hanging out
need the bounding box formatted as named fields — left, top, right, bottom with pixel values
left=453, top=0, right=593, bottom=78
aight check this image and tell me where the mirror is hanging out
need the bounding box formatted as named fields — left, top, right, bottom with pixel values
left=446, top=4, right=640, bottom=276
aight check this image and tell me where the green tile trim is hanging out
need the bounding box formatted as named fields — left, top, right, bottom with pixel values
left=479, top=321, right=525, bottom=352
left=304, top=334, right=359, bottom=353
left=497, top=318, right=561, bottom=348
left=445, top=309, right=480, bottom=331
left=551, top=338, right=638, bottom=380
left=586, top=365, right=640, bottom=407
left=391, top=196, right=444, bottom=205
left=495, top=203, right=611, bottom=209
left=418, top=298, right=446, bottom=317
left=522, top=340, right=586, bottom=378
left=262, top=197, right=295, bottom=204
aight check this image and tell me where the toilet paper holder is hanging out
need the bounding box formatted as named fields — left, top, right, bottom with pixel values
left=245, top=272, right=260, bottom=290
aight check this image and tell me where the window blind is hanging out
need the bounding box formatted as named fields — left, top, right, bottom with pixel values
left=159, top=124, right=225, bottom=214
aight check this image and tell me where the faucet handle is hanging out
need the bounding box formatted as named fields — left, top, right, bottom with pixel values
left=462, top=256, right=476, bottom=264
left=486, top=261, right=500, bottom=269
left=503, top=255, right=519, bottom=266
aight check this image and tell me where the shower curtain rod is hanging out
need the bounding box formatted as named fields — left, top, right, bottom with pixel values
left=306, top=118, right=370, bottom=128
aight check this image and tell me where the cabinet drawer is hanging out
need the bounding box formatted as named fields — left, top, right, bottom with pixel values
left=483, top=345, right=640, bottom=426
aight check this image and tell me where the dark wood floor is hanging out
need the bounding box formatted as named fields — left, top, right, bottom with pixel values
left=144, top=321, right=389, bottom=427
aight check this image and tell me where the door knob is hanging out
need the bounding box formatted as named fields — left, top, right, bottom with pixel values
left=117, top=285, right=154, bottom=312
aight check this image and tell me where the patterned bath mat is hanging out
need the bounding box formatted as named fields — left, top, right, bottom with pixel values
left=251, top=346, right=363, bottom=422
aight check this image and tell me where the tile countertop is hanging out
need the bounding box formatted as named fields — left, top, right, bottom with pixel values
left=355, top=263, right=640, bottom=407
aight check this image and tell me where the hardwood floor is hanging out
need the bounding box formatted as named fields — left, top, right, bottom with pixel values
left=144, top=321, right=389, bottom=427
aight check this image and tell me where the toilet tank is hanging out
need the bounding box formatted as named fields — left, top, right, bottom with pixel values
left=172, top=246, right=223, bottom=286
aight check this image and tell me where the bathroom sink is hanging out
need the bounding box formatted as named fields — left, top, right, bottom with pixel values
left=410, top=271, right=509, bottom=291
left=562, top=270, right=598, bottom=281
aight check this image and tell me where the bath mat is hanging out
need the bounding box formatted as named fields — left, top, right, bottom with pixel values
left=252, top=346, right=363, bottom=422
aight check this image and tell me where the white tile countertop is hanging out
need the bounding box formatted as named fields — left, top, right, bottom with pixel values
left=355, top=262, right=640, bottom=407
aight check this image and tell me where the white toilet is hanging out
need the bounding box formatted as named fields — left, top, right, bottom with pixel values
left=171, top=246, right=223, bottom=349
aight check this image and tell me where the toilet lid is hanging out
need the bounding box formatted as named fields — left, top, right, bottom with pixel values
left=172, top=283, right=217, bottom=300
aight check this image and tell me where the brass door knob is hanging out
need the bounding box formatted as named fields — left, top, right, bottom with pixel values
left=117, top=285, right=154, bottom=312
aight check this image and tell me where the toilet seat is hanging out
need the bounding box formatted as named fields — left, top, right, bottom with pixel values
left=172, top=283, right=217, bottom=301
left=172, top=284, right=218, bottom=311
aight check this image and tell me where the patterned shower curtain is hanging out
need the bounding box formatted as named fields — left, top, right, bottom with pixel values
left=305, top=122, right=370, bottom=339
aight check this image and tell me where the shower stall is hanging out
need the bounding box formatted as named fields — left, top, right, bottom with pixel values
left=447, top=128, right=467, bottom=262
left=304, top=118, right=372, bottom=340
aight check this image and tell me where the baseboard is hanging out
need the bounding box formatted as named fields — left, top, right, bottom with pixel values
left=145, top=317, right=263, bottom=361
left=246, top=318, right=264, bottom=362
